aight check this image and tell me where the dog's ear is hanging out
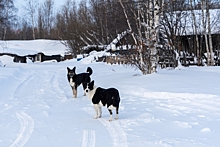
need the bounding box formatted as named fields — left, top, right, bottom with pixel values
left=90, top=80, right=94, bottom=87
left=73, top=67, right=76, bottom=72
left=67, top=67, right=70, bottom=71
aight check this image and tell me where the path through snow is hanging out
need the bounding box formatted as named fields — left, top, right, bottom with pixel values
left=9, top=111, right=34, bottom=147
left=0, top=61, right=220, bottom=147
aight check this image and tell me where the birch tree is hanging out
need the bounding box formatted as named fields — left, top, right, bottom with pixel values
left=119, top=0, right=146, bottom=74
left=24, top=0, right=38, bottom=40
left=206, top=0, right=214, bottom=65
left=201, top=0, right=214, bottom=66
left=149, top=0, right=160, bottom=73
left=119, top=0, right=162, bottom=74
left=190, top=0, right=201, bottom=65
left=201, top=0, right=210, bottom=65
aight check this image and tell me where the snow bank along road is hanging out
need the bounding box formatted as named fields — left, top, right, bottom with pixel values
left=0, top=61, right=220, bottom=147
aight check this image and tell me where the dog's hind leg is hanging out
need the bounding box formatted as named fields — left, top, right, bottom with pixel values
left=98, top=106, right=102, bottom=118
left=115, top=107, right=119, bottom=120
left=82, top=82, right=87, bottom=96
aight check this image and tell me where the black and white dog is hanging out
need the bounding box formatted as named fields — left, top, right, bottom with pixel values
left=67, top=67, right=92, bottom=98
left=84, top=80, right=120, bottom=121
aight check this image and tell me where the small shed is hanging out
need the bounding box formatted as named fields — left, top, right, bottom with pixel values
left=35, top=52, right=62, bottom=62
left=13, top=55, right=27, bottom=63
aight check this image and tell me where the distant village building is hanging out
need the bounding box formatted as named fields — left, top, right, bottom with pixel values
left=34, top=52, right=62, bottom=62
left=0, top=40, right=68, bottom=63
left=13, top=55, right=27, bottom=63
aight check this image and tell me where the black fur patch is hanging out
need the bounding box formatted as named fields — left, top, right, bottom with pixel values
left=92, top=87, right=120, bottom=109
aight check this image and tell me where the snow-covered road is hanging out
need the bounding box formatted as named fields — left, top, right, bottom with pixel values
left=1, top=59, right=220, bottom=147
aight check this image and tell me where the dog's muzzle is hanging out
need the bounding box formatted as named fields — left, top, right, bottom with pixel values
left=69, top=73, right=74, bottom=78
left=85, top=90, right=89, bottom=93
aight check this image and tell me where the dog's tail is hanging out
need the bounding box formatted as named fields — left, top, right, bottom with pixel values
left=113, top=89, right=120, bottom=107
left=87, top=67, right=93, bottom=76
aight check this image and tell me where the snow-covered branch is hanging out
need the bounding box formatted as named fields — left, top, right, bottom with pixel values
left=105, top=30, right=131, bottom=51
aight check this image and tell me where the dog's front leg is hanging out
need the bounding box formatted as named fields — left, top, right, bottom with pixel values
left=82, top=83, right=86, bottom=96
left=83, top=86, right=86, bottom=96
left=93, top=104, right=99, bottom=119
left=72, top=87, right=77, bottom=98
left=98, top=106, right=102, bottom=118
left=108, top=109, right=113, bottom=121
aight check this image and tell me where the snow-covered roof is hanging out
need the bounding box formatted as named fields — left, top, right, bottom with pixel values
left=0, top=39, right=68, bottom=56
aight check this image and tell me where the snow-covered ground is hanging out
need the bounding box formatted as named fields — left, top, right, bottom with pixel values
left=0, top=40, right=220, bottom=147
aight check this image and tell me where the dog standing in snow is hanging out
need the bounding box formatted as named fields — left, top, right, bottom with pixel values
left=67, top=67, right=92, bottom=98
left=84, top=80, right=120, bottom=121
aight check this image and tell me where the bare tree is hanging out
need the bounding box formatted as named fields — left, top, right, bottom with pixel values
left=24, top=0, right=38, bottom=40
left=190, top=0, right=201, bottom=65
left=149, top=0, right=161, bottom=73
left=119, top=0, right=162, bottom=74
left=201, top=0, right=215, bottom=66
left=42, top=0, right=54, bottom=38
left=55, top=0, right=80, bottom=56
left=119, top=0, right=137, bottom=45
left=89, top=0, right=129, bottom=45
left=161, top=1, right=188, bottom=46
left=201, top=0, right=210, bottom=65
left=206, top=0, right=214, bottom=65
left=37, top=0, right=54, bottom=39
left=38, top=6, right=43, bottom=38
left=0, top=0, right=17, bottom=40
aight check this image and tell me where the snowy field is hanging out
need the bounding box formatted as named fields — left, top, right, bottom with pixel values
left=0, top=40, right=220, bottom=147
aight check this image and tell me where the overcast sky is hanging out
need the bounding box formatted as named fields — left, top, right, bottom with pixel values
left=14, top=0, right=67, bottom=16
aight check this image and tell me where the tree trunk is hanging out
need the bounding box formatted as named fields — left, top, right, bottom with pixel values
left=202, top=0, right=210, bottom=66
left=119, top=0, right=137, bottom=45
left=137, top=5, right=144, bottom=73
left=149, top=0, right=160, bottom=74
left=32, top=16, right=36, bottom=40
left=207, top=3, right=214, bottom=66
left=190, top=0, right=200, bottom=65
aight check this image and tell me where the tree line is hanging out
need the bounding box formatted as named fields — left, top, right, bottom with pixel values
left=1, top=0, right=220, bottom=74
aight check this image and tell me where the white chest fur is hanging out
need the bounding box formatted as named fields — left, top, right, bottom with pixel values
left=86, top=86, right=97, bottom=100
left=69, top=78, right=75, bottom=87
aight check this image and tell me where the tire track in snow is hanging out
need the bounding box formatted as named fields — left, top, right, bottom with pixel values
left=83, top=107, right=127, bottom=147
left=0, top=72, right=35, bottom=114
left=9, top=111, right=34, bottom=147
left=81, top=130, right=96, bottom=147
left=99, top=119, right=127, bottom=147
left=47, top=69, right=69, bottom=101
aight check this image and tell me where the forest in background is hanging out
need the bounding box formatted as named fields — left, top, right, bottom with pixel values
left=1, top=0, right=220, bottom=74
